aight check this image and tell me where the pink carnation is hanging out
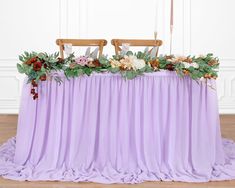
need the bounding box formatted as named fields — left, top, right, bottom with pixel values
left=75, top=56, right=88, bottom=66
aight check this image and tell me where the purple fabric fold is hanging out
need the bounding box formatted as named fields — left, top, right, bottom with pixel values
left=0, top=71, right=235, bottom=183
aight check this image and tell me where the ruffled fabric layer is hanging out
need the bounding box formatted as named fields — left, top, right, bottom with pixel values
left=0, top=137, right=235, bottom=183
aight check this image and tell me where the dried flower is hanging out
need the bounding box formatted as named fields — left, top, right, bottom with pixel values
left=87, top=61, right=96, bottom=67
left=110, top=59, right=121, bottom=68
left=92, top=59, right=101, bottom=67
left=69, top=63, right=77, bottom=69
left=208, top=59, right=219, bottom=66
left=204, top=73, right=212, bottom=79
left=183, top=69, right=190, bottom=75
left=25, top=57, right=37, bottom=65
left=165, top=55, right=174, bottom=60
left=149, top=59, right=160, bottom=70
left=120, top=56, right=134, bottom=70
left=183, top=57, right=193, bottom=63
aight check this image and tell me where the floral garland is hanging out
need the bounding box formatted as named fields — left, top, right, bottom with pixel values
left=17, top=51, right=219, bottom=100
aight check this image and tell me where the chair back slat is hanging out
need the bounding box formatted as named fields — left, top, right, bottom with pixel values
left=56, top=39, right=107, bottom=59
left=111, top=39, right=163, bottom=56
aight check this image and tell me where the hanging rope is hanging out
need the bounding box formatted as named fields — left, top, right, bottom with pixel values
left=170, top=0, right=174, bottom=54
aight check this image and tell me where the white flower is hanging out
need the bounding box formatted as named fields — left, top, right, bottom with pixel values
left=120, top=55, right=134, bottom=70
left=182, top=62, right=191, bottom=68
left=182, top=62, right=199, bottom=69
left=191, top=62, right=199, bottom=69
left=88, top=57, right=94, bottom=62
left=113, top=55, right=146, bottom=70
left=133, top=58, right=146, bottom=70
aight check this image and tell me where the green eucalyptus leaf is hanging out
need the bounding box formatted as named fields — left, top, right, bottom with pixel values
left=126, top=51, right=133, bottom=56
left=17, top=63, right=25, bottom=73
left=126, top=71, right=136, bottom=79
left=109, top=67, right=119, bottom=73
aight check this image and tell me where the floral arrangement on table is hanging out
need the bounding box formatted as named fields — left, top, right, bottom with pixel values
left=17, top=49, right=219, bottom=100
left=109, top=49, right=219, bottom=80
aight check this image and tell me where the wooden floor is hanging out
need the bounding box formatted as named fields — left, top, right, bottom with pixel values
left=0, top=115, right=235, bottom=188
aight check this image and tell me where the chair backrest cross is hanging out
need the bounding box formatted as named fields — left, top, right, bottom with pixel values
left=56, top=39, right=108, bottom=59
left=111, top=39, right=163, bottom=56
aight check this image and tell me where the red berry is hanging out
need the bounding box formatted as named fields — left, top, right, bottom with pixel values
left=33, top=93, right=38, bottom=100
left=31, top=80, right=38, bottom=87
left=31, top=88, right=35, bottom=94
left=40, top=74, right=47, bottom=81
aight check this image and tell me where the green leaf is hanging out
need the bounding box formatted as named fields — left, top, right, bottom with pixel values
left=17, top=63, right=25, bottom=73
left=19, top=55, right=24, bottom=62
left=126, top=51, right=133, bottom=56
left=125, top=71, right=136, bottom=79
left=84, top=67, right=93, bottom=76
left=109, top=67, right=119, bottom=73
left=99, top=56, right=109, bottom=65
left=188, top=66, right=195, bottom=72
left=24, top=51, right=29, bottom=57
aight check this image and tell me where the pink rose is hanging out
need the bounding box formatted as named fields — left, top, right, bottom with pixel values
left=75, top=56, right=88, bottom=66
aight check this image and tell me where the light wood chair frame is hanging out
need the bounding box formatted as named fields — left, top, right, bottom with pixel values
left=111, top=39, right=163, bottom=56
left=56, top=39, right=108, bottom=59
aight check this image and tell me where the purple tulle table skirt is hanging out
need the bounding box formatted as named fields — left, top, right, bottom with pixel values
left=0, top=71, right=235, bottom=183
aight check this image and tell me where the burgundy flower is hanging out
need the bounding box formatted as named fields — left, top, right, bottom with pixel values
left=166, top=64, right=174, bottom=71
left=33, top=61, right=42, bottom=71
left=57, top=57, right=64, bottom=64
left=43, top=63, right=48, bottom=69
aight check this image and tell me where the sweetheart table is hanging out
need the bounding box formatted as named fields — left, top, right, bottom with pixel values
left=0, top=71, right=235, bottom=183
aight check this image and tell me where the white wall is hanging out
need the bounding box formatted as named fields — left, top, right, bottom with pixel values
left=0, top=0, right=235, bottom=114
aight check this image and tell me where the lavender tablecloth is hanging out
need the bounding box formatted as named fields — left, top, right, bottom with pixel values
left=0, top=71, right=235, bottom=183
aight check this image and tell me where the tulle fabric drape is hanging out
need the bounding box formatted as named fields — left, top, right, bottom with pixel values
left=1, top=71, right=235, bottom=183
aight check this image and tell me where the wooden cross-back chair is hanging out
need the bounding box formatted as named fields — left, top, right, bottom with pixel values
left=56, top=39, right=108, bottom=59
left=111, top=39, right=163, bottom=56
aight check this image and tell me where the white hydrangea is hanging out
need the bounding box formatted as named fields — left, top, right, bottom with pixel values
left=182, top=62, right=199, bottom=69
left=132, top=57, right=146, bottom=70
left=191, top=62, right=199, bottom=68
